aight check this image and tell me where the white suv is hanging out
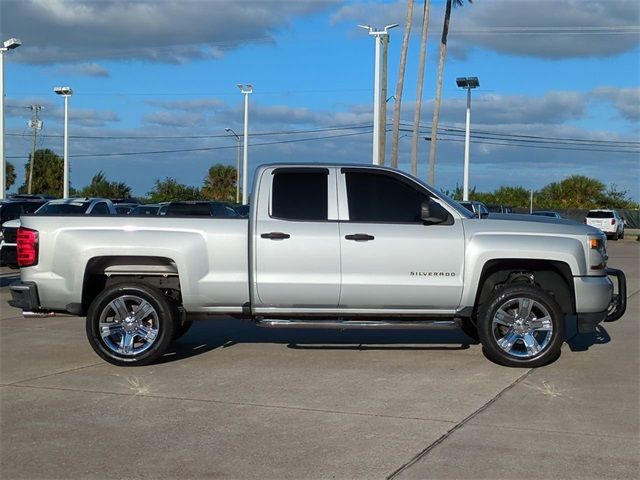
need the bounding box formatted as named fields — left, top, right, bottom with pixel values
left=585, top=209, right=625, bottom=240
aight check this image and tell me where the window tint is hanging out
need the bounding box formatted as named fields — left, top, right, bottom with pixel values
left=345, top=171, right=429, bottom=223
left=587, top=211, right=614, bottom=218
left=272, top=171, right=328, bottom=221
left=90, top=203, right=110, bottom=215
left=165, top=203, right=211, bottom=216
left=37, top=202, right=91, bottom=214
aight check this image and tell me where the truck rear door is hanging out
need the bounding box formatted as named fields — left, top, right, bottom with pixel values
left=253, top=167, right=341, bottom=309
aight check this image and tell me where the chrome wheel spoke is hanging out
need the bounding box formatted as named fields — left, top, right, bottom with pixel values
left=132, top=300, right=154, bottom=322
left=109, top=297, right=130, bottom=321
left=530, top=316, right=552, bottom=331
left=494, top=308, right=516, bottom=327
left=498, top=330, right=520, bottom=352
left=99, top=322, right=124, bottom=339
left=119, top=332, right=135, bottom=355
left=517, top=298, right=533, bottom=320
left=523, top=333, right=542, bottom=355
left=136, top=325, right=158, bottom=343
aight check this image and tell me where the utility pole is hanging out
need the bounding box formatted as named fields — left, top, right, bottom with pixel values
left=358, top=24, right=398, bottom=165
left=379, top=34, right=389, bottom=166
left=28, top=105, right=43, bottom=194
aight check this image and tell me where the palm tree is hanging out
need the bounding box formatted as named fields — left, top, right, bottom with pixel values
left=428, top=0, right=472, bottom=186
left=390, top=0, right=415, bottom=169
left=202, top=164, right=237, bottom=202
left=410, top=0, right=431, bottom=176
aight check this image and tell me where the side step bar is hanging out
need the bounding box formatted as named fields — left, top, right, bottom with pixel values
left=256, top=318, right=461, bottom=330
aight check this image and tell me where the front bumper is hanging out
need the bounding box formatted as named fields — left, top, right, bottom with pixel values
left=575, top=268, right=627, bottom=333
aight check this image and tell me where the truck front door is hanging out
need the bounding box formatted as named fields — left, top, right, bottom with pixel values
left=338, top=168, right=464, bottom=311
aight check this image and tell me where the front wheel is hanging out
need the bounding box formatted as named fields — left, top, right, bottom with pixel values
left=477, top=285, right=564, bottom=368
left=86, top=283, right=175, bottom=366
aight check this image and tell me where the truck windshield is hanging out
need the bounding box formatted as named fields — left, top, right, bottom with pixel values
left=36, top=202, right=91, bottom=214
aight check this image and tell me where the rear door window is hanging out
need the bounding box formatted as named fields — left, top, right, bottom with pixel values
left=271, top=169, right=328, bottom=221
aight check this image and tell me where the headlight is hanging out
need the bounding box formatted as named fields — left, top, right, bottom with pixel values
left=588, top=235, right=607, bottom=271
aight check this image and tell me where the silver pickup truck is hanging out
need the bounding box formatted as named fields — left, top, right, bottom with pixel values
left=9, top=164, right=626, bottom=368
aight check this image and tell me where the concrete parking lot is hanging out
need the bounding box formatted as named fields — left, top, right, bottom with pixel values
left=1, top=241, right=638, bottom=479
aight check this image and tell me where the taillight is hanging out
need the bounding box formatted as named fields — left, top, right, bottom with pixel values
left=17, top=227, right=38, bottom=267
left=611, top=219, right=615, bottom=225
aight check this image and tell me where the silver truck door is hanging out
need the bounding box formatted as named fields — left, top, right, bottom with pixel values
left=338, top=168, right=464, bottom=310
left=254, top=167, right=341, bottom=308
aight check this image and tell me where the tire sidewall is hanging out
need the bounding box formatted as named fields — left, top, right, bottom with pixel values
left=86, top=283, right=175, bottom=366
left=478, top=285, right=565, bottom=368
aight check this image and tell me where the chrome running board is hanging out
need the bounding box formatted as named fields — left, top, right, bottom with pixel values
left=256, top=318, right=460, bottom=330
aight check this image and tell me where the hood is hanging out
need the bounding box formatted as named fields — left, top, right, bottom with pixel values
left=465, top=213, right=602, bottom=237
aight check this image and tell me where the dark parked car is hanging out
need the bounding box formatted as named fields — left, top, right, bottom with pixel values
left=130, top=203, right=168, bottom=216
left=487, top=204, right=514, bottom=214
left=532, top=210, right=563, bottom=219
left=459, top=201, right=489, bottom=218
left=163, top=201, right=241, bottom=218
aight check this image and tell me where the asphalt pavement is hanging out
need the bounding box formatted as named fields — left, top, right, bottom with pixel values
left=1, top=240, right=638, bottom=479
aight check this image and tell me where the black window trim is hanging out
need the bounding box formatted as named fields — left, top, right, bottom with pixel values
left=340, top=167, right=454, bottom=226
left=269, top=168, right=332, bottom=223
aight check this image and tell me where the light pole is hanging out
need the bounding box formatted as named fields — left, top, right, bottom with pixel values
left=225, top=127, right=242, bottom=204
left=358, top=24, right=398, bottom=166
left=1, top=38, right=21, bottom=200
left=456, top=77, right=479, bottom=201
left=237, top=84, right=252, bottom=205
left=54, top=86, right=73, bottom=198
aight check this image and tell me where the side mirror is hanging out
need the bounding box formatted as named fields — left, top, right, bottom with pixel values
left=480, top=211, right=489, bottom=219
left=421, top=200, right=448, bottom=224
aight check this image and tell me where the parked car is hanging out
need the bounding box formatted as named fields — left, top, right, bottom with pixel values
left=232, top=204, right=250, bottom=217
left=584, top=209, right=625, bottom=240
left=487, top=204, right=514, bottom=214
left=130, top=203, right=168, bottom=216
left=163, top=201, right=240, bottom=218
left=0, top=198, right=50, bottom=266
left=1, top=198, right=116, bottom=268
left=532, top=211, right=563, bottom=219
left=459, top=201, right=489, bottom=218
left=114, top=203, right=139, bottom=215
left=9, top=164, right=626, bottom=369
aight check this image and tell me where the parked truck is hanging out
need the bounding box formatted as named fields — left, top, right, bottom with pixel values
left=9, top=164, right=626, bottom=368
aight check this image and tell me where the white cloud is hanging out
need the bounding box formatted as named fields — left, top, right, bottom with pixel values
left=3, top=0, right=339, bottom=64
left=591, top=86, right=640, bottom=121
left=333, top=0, right=640, bottom=59
left=55, top=63, right=110, bottom=78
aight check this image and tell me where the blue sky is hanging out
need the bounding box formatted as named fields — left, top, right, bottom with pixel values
left=2, top=0, right=639, bottom=199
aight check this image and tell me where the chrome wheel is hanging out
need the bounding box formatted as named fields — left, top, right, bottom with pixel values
left=491, top=297, right=553, bottom=359
left=98, top=295, right=160, bottom=356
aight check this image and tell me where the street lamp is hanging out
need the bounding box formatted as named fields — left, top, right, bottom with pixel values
left=237, top=84, right=252, bottom=205
left=0, top=38, right=22, bottom=200
left=54, top=86, right=73, bottom=198
left=456, top=76, right=479, bottom=201
left=358, top=24, right=398, bottom=166
left=225, top=127, right=241, bottom=204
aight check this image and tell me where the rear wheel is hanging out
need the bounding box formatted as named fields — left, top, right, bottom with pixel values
left=478, top=284, right=564, bottom=368
left=86, top=283, right=175, bottom=366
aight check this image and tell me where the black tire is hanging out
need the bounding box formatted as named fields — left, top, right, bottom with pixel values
left=460, top=318, right=480, bottom=342
left=86, top=283, right=175, bottom=366
left=619, top=229, right=624, bottom=240
left=477, top=284, right=564, bottom=368
left=611, top=231, right=619, bottom=241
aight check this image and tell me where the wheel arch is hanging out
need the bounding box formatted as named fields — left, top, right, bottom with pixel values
left=81, top=256, right=181, bottom=315
left=473, top=259, right=575, bottom=316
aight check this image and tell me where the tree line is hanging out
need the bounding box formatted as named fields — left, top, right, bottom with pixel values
left=3, top=149, right=238, bottom=203
left=3, top=149, right=638, bottom=209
